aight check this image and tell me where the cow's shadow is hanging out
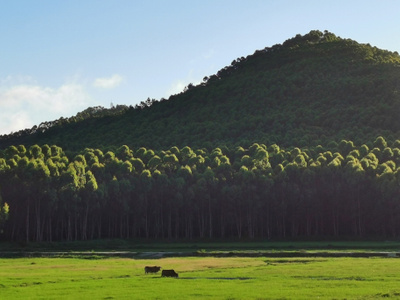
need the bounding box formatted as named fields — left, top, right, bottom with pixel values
left=163, top=277, right=253, bottom=280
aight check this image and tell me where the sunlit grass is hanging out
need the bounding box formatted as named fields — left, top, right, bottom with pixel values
left=1, top=256, right=400, bottom=299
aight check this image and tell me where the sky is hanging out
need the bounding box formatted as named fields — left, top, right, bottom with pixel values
left=1, top=0, right=400, bottom=135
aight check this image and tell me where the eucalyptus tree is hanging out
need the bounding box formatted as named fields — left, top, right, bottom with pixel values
left=80, top=170, right=98, bottom=240
left=192, top=176, right=208, bottom=238
left=344, top=157, right=366, bottom=236
left=5, top=145, right=19, bottom=159
left=41, top=144, right=51, bottom=158
left=359, top=144, right=369, bottom=157
left=203, top=167, right=218, bottom=238
left=0, top=190, right=9, bottom=230
left=84, top=148, right=99, bottom=166
left=0, top=153, right=30, bottom=240
left=151, top=170, right=170, bottom=238
left=116, top=145, right=133, bottom=160
left=143, top=149, right=156, bottom=164
left=238, top=165, right=259, bottom=238
left=29, top=145, right=44, bottom=159
left=325, top=153, right=345, bottom=236
left=381, top=147, right=394, bottom=162
left=221, top=183, right=241, bottom=237
left=299, top=167, right=318, bottom=236
left=374, top=136, right=388, bottom=150
left=188, top=155, right=205, bottom=173
left=59, top=161, right=85, bottom=240
left=130, top=157, right=145, bottom=173
left=360, top=152, right=379, bottom=176
left=191, top=166, right=218, bottom=238
left=26, top=158, right=51, bottom=241
left=282, top=161, right=305, bottom=237
left=147, top=155, right=162, bottom=171
left=163, top=153, right=179, bottom=174
left=374, top=163, right=400, bottom=236
left=139, top=169, right=153, bottom=238
left=271, top=163, right=291, bottom=237
left=253, top=147, right=270, bottom=170
left=167, top=176, right=186, bottom=239
left=106, top=176, right=120, bottom=237
left=180, top=146, right=195, bottom=165
left=17, top=145, right=27, bottom=156
left=338, top=140, right=355, bottom=157
left=135, top=147, right=147, bottom=160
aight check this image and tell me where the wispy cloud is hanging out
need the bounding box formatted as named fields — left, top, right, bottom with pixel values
left=0, top=80, right=92, bottom=135
left=0, top=111, right=33, bottom=135
left=93, top=74, right=123, bottom=89
left=166, top=70, right=202, bottom=97
left=167, top=80, right=187, bottom=96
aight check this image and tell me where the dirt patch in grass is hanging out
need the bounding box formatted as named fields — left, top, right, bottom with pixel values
left=266, top=259, right=327, bottom=264
left=293, top=275, right=373, bottom=281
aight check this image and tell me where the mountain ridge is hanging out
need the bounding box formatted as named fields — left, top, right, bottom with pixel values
left=1, top=30, right=400, bottom=152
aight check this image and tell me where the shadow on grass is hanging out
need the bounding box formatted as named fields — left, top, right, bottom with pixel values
left=176, top=277, right=253, bottom=280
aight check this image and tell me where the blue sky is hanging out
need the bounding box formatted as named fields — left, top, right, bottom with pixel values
left=1, top=0, right=400, bottom=135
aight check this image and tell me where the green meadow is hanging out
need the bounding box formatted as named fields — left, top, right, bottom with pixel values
left=1, top=255, right=400, bottom=299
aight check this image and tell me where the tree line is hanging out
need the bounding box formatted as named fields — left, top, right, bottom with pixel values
left=1, top=136, right=399, bottom=242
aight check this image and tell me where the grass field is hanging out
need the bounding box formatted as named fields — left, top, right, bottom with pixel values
left=1, top=255, right=400, bottom=299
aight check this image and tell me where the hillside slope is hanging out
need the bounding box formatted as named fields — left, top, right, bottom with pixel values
left=1, top=30, right=400, bottom=151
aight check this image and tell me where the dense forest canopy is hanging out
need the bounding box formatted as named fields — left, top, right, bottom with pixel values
left=0, top=30, right=400, bottom=241
left=1, top=139, right=400, bottom=241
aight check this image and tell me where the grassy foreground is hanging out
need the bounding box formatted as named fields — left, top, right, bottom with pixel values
left=1, top=256, right=400, bottom=299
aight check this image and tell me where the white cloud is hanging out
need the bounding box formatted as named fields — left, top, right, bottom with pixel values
left=0, top=111, right=33, bottom=135
left=93, top=74, right=123, bottom=89
left=0, top=81, right=92, bottom=135
left=167, top=80, right=186, bottom=96
left=166, top=71, right=203, bottom=97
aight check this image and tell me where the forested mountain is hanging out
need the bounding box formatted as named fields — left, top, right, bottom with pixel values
left=1, top=30, right=400, bottom=242
left=1, top=30, right=400, bottom=151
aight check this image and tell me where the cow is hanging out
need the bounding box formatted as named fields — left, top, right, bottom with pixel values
left=161, top=269, right=178, bottom=278
left=144, top=266, right=161, bottom=274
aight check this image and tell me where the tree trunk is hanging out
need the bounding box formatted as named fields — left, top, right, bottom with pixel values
left=67, top=215, right=72, bottom=241
left=175, top=210, right=179, bottom=240
left=126, top=215, right=130, bottom=239
left=82, top=202, right=89, bottom=240
left=26, top=204, right=30, bottom=243
left=208, top=198, right=213, bottom=238
left=35, top=199, right=41, bottom=242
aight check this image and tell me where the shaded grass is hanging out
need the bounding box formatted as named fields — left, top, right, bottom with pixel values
left=1, top=256, right=400, bottom=299
left=2, top=240, right=400, bottom=260
left=2, top=239, right=400, bottom=252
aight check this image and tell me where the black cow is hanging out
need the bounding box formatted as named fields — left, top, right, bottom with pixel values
left=161, top=269, right=178, bottom=278
left=145, top=266, right=161, bottom=274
